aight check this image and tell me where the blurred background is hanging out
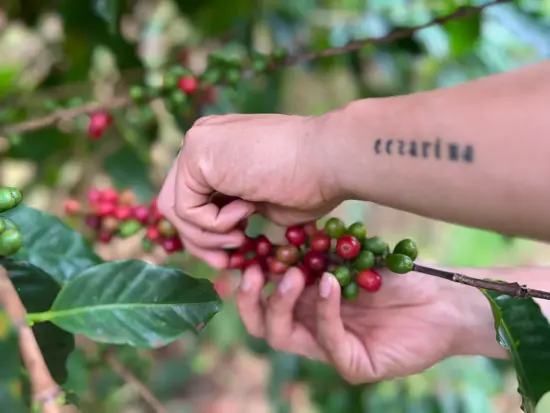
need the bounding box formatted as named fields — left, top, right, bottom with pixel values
left=1, top=0, right=550, bottom=412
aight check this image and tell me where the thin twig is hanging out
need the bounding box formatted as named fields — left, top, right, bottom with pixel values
left=413, top=264, right=550, bottom=300
left=0, top=0, right=510, bottom=137
left=105, top=352, right=167, bottom=413
left=0, top=265, right=62, bottom=413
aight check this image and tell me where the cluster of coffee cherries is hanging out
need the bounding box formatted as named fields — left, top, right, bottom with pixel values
left=0, top=186, right=24, bottom=256
left=63, top=188, right=184, bottom=254
left=226, top=218, right=418, bottom=301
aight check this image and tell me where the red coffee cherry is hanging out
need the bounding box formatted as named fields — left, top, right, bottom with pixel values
left=88, top=111, right=112, bottom=139
left=97, top=202, right=116, bottom=217
left=64, top=199, right=81, bottom=215
left=303, top=221, right=318, bottom=237
left=237, top=236, right=256, bottom=254
left=244, top=256, right=264, bottom=271
left=178, top=76, right=198, bottom=94
left=357, top=269, right=382, bottom=293
left=228, top=251, right=246, bottom=270
left=87, top=188, right=102, bottom=203
left=297, top=264, right=319, bottom=286
left=266, top=256, right=288, bottom=275
left=100, top=188, right=119, bottom=204
left=335, top=235, right=361, bottom=260
left=310, top=232, right=331, bottom=252
left=161, top=236, right=183, bottom=253
left=255, top=235, right=273, bottom=257
left=146, top=225, right=161, bottom=242
left=133, top=205, right=150, bottom=223
left=85, top=215, right=101, bottom=230
left=98, top=231, right=112, bottom=243
left=285, top=225, right=307, bottom=247
left=303, top=250, right=327, bottom=273
left=114, top=205, right=133, bottom=221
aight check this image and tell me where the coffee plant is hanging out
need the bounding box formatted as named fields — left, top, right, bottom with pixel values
left=1, top=0, right=549, bottom=412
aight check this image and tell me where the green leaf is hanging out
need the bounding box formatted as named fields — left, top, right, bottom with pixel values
left=482, top=290, right=550, bottom=412
left=1, top=204, right=102, bottom=285
left=30, top=260, right=222, bottom=349
left=93, top=0, right=123, bottom=35
left=443, top=11, right=481, bottom=56
left=0, top=309, right=26, bottom=413
left=3, top=258, right=75, bottom=385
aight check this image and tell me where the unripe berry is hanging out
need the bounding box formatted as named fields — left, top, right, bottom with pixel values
left=88, top=111, right=112, bottom=139
left=228, top=251, right=245, bottom=270
left=335, top=235, right=361, bottom=260
left=332, top=266, right=351, bottom=287
left=146, top=225, right=161, bottom=242
left=347, top=221, right=367, bottom=241
left=357, top=270, right=382, bottom=292
left=255, top=235, right=273, bottom=257
left=133, top=205, right=150, bottom=223
left=161, top=237, right=183, bottom=253
left=275, top=244, right=300, bottom=266
left=285, top=226, right=307, bottom=247
left=178, top=76, right=198, bottom=94
left=393, top=238, right=418, bottom=261
left=385, top=253, right=414, bottom=274
left=342, top=281, right=359, bottom=301
left=114, top=205, right=133, bottom=221
left=64, top=199, right=81, bottom=215
left=101, top=216, right=119, bottom=233
left=100, top=188, right=119, bottom=204
left=310, top=232, right=331, bottom=252
left=157, top=219, right=177, bottom=237
left=303, top=250, right=327, bottom=273
left=118, top=189, right=137, bottom=206
left=325, top=217, right=346, bottom=239
left=0, top=228, right=23, bottom=256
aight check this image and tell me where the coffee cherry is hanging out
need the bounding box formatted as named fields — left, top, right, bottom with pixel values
left=237, top=236, right=256, bottom=254
left=97, top=202, right=116, bottom=217
left=146, top=225, right=161, bottom=242
left=303, top=250, right=327, bottom=273
left=228, top=251, right=246, bottom=270
left=244, top=256, right=263, bottom=271
left=332, top=266, right=351, bottom=287
left=363, top=236, right=389, bottom=256
left=385, top=253, right=414, bottom=274
left=0, top=218, right=6, bottom=235
left=298, top=264, right=318, bottom=286
left=98, top=231, right=112, bottom=244
left=178, top=76, right=198, bottom=94
left=335, top=235, right=361, bottom=260
left=275, top=245, right=300, bottom=266
left=100, top=188, right=119, bottom=204
left=303, top=221, right=318, bottom=237
left=64, top=199, right=81, bottom=215
left=85, top=215, right=102, bottom=230
left=87, top=188, right=102, bottom=203
left=0, top=228, right=22, bottom=256
left=341, top=281, right=359, bottom=301
left=141, top=237, right=154, bottom=252
left=162, top=237, right=183, bottom=253
left=357, top=270, right=382, bottom=292
left=285, top=226, right=307, bottom=247
left=88, top=111, right=112, bottom=139
left=310, top=232, right=331, bottom=252
left=101, top=216, right=119, bottom=233
left=158, top=219, right=177, bottom=238
left=255, top=235, right=273, bottom=257
left=118, top=189, right=137, bottom=206
left=347, top=221, right=367, bottom=241
left=0, top=187, right=22, bottom=213
left=325, top=217, right=346, bottom=239
left=354, top=250, right=375, bottom=271
left=114, top=205, right=133, bottom=221
left=118, top=220, right=143, bottom=238
left=267, top=256, right=288, bottom=275
left=133, top=205, right=150, bottom=223
left=393, top=238, right=418, bottom=261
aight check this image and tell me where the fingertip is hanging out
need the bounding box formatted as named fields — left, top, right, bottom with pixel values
left=239, top=265, right=265, bottom=294
left=319, top=272, right=339, bottom=301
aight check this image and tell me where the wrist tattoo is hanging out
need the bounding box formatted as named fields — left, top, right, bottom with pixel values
left=374, top=137, right=474, bottom=163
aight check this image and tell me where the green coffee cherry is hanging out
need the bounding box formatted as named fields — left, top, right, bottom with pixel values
left=0, top=187, right=22, bottom=213
left=0, top=228, right=23, bottom=256
left=129, top=85, right=146, bottom=102
left=141, top=237, right=153, bottom=252
left=171, top=90, right=188, bottom=105
left=347, top=221, right=367, bottom=241
left=342, top=281, right=359, bottom=301
left=354, top=250, right=375, bottom=271
left=0, top=218, right=6, bottom=235
left=201, top=67, right=222, bottom=85
left=333, top=266, right=351, bottom=287
left=363, top=236, right=388, bottom=256
left=385, top=253, right=414, bottom=274
left=118, top=220, right=143, bottom=238
left=393, top=238, right=418, bottom=260
left=325, top=217, right=346, bottom=238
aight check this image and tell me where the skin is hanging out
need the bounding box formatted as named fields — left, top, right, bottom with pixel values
left=157, top=60, right=550, bottom=383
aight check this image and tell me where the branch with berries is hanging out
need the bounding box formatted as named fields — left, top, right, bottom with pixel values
left=0, top=0, right=510, bottom=139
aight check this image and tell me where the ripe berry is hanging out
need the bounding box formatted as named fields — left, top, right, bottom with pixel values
left=64, top=199, right=81, bottom=215
left=298, top=265, right=318, bottom=286
left=100, top=188, right=119, bottom=204
left=303, top=221, right=318, bottom=237
left=354, top=250, right=375, bottom=271
left=335, top=235, right=361, bottom=260
left=357, top=270, right=382, bottom=292
left=85, top=215, right=101, bottom=230
left=347, top=221, right=367, bottom=241
left=178, top=76, right=198, bottom=94
left=237, top=236, right=256, bottom=254
left=325, top=217, right=346, bottom=239
left=133, top=205, right=150, bottom=223
left=267, top=256, right=288, bottom=275
left=275, top=244, right=300, bottom=266
left=332, top=266, right=351, bottom=287
left=255, top=235, right=273, bottom=257
left=244, top=256, right=266, bottom=271
left=87, top=188, right=102, bottom=203
left=158, top=219, right=177, bottom=237
left=162, top=237, right=183, bottom=253
left=285, top=226, right=307, bottom=247
left=228, top=251, right=245, bottom=270
left=303, top=250, right=327, bottom=273
left=88, top=111, right=112, bottom=139
left=97, top=202, right=116, bottom=217
left=98, top=231, right=112, bottom=243
left=310, top=232, right=331, bottom=252
left=393, top=238, right=418, bottom=260
left=385, top=253, right=414, bottom=274
left=114, top=205, right=133, bottom=221
left=146, top=225, right=161, bottom=242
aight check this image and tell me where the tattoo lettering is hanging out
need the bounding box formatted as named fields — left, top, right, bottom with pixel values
left=374, top=137, right=474, bottom=164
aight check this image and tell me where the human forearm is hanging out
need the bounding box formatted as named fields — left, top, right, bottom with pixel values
left=325, top=60, right=550, bottom=241
left=439, top=265, right=550, bottom=359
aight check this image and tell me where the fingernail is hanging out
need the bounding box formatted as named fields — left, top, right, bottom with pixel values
left=319, top=273, right=333, bottom=299
left=239, top=274, right=252, bottom=292
left=222, top=240, right=242, bottom=249
left=278, top=275, right=293, bottom=295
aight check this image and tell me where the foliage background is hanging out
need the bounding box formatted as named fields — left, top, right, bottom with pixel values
left=1, top=0, right=550, bottom=412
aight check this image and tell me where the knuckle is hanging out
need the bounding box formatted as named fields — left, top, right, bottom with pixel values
left=266, top=335, right=287, bottom=352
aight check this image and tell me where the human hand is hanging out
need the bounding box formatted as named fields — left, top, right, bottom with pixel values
left=236, top=264, right=503, bottom=384
left=157, top=113, right=345, bottom=268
